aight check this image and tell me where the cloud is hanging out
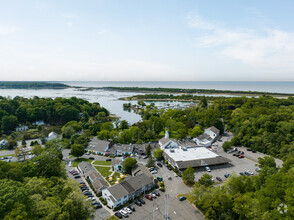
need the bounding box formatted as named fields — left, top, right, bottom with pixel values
left=0, top=25, right=18, bottom=35
left=187, top=13, right=294, bottom=72
left=66, top=22, right=73, bottom=27
left=97, top=30, right=107, bottom=35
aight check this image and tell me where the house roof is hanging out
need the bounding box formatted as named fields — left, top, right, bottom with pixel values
left=132, top=163, right=154, bottom=179
left=89, top=137, right=110, bottom=152
left=176, top=156, right=230, bottom=170
left=105, top=173, right=154, bottom=200
left=159, top=138, right=171, bottom=146
left=207, top=126, right=220, bottom=134
left=109, top=144, right=133, bottom=154
left=196, top=133, right=211, bottom=141
left=178, top=141, right=198, bottom=148
left=48, top=131, right=58, bottom=137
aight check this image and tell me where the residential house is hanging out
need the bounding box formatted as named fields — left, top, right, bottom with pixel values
left=112, top=159, right=123, bottom=173
left=16, top=125, right=29, bottom=132
left=47, top=132, right=59, bottom=141
left=87, top=137, right=111, bottom=155
left=78, top=162, right=109, bottom=193
left=0, top=139, right=8, bottom=148
left=194, top=126, right=220, bottom=147
left=108, top=144, right=133, bottom=156
left=102, top=173, right=154, bottom=209
left=159, top=131, right=178, bottom=150
left=32, top=120, right=45, bottom=126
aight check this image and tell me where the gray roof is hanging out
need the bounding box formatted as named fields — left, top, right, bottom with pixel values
left=89, top=137, right=110, bottom=152
left=107, top=183, right=129, bottom=201
left=132, top=163, right=154, bottom=179
left=78, top=161, right=94, bottom=175
left=108, top=144, right=134, bottom=155
left=106, top=173, right=154, bottom=200
left=159, top=138, right=171, bottom=146
left=178, top=141, right=198, bottom=148
left=176, top=156, right=230, bottom=170
left=207, top=126, right=220, bottom=134
left=196, top=133, right=211, bottom=141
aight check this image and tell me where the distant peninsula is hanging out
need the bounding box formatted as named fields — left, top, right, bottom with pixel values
left=0, top=82, right=70, bottom=89
left=102, top=86, right=294, bottom=97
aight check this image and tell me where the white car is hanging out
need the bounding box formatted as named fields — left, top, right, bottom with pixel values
left=247, top=170, right=254, bottom=175
left=120, top=210, right=128, bottom=217
left=205, top=166, right=211, bottom=172
left=151, top=170, right=158, bottom=174
left=124, top=207, right=132, bottom=214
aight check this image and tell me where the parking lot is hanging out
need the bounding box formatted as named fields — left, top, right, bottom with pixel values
left=121, top=164, right=204, bottom=220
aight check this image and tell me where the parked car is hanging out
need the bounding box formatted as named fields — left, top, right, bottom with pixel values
left=224, top=174, right=231, bottom=178
left=252, top=150, right=256, bottom=153
left=134, top=200, right=142, bottom=206
left=138, top=198, right=145, bottom=204
left=145, top=195, right=152, bottom=200
left=124, top=207, right=132, bottom=214
left=115, top=212, right=123, bottom=219
left=157, top=162, right=163, bottom=167
left=128, top=205, right=135, bottom=211
left=151, top=193, right=157, bottom=198
left=216, top=177, right=222, bottom=181
left=143, top=156, right=148, bottom=159
left=240, top=151, right=244, bottom=154
left=119, top=210, right=128, bottom=218
left=151, top=170, right=158, bottom=174
left=89, top=157, right=95, bottom=160
left=154, top=191, right=160, bottom=196
left=255, top=167, right=261, bottom=172
left=156, top=176, right=163, bottom=181
left=244, top=171, right=250, bottom=176
left=74, top=175, right=81, bottom=179
left=168, top=177, right=172, bottom=180
left=106, top=158, right=112, bottom=161
left=247, top=170, right=254, bottom=175
left=205, top=166, right=211, bottom=172
left=247, top=148, right=252, bottom=151
left=179, top=196, right=186, bottom=201
left=80, top=181, right=85, bottom=184
left=239, top=172, right=244, bottom=176
left=167, top=166, right=172, bottom=170
left=238, top=155, right=244, bottom=158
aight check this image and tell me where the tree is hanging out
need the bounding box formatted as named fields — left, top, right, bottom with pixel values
left=222, top=141, right=232, bottom=152
left=188, top=126, right=203, bottom=138
left=182, top=166, right=195, bottom=185
left=119, top=120, right=129, bottom=130
left=2, top=115, right=18, bottom=133
left=145, top=144, right=151, bottom=157
left=7, top=136, right=17, bottom=149
left=153, top=148, right=163, bottom=161
left=146, top=156, right=155, bottom=168
left=101, top=122, right=114, bottom=131
left=57, top=106, right=80, bottom=123
left=71, top=144, right=85, bottom=158
left=62, top=125, right=76, bottom=138
left=123, top=157, right=137, bottom=174
left=15, top=146, right=28, bottom=161
left=198, top=174, right=213, bottom=187
left=32, top=145, right=44, bottom=156
left=21, top=137, right=26, bottom=147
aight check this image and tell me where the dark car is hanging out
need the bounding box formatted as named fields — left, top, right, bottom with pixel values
left=247, top=148, right=252, bottom=151
left=240, top=172, right=244, bottom=176
left=240, top=151, right=244, bottom=154
left=138, top=198, right=145, bottom=204
left=134, top=200, right=142, bottom=206
left=115, top=212, right=123, bottom=219
left=80, top=181, right=85, bottom=184
left=74, top=175, right=81, bottom=179
left=224, top=174, right=231, bottom=178
left=128, top=205, right=135, bottom=211
left=167, top=166, right=172, bottom=170
left=93, top=203, right=102, bottom=209
left=106, top=159, right=112, bottom=161
left=216, top=177, right=222, bottom=181
left=154, top=191, right=160, bottom=196
left=73, top=172, right=80, bottom=176
left=179, top=196, right=186, bottom=201
left=145, top=195, right=152, bottom=200
left=244, top=171, right=250, bottom=176
left=252, top=150, right=256, bottom=153
left=89, top=157, right=95, bottom=160
left=157, top=163, right=163, bottom=167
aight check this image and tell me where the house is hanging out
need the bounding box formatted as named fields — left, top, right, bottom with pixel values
left=194, top=126, right=220, bottom=147
left=159, top=131, right=178, bottom=150
left=78, top=162, right=109, bottom=193
left=131, top=163, right=154, bottom=179
left=108, top=144, right=133, bottom=156
left=16, top=125, right=29, bottom=132
left=102, top=173, right=154, bottom=208
left=47, top=132, right=59, bottom=141
left=32, top=120, right=45, bottom=126
left=112, top=159, right=123, bottom=173
left=0, top=139, right=8, bottom=148
left=87, top=137, right=111, bottom=155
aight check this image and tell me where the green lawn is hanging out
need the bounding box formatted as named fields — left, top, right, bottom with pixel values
left=72, top=158, right=91, bottom=167
left=93, top=160, right=112, bottom=166
left=1, top=153, right=15, bottom=157
left=94, top=166, right=112, bottom=177
left=106, top=216, right=119, bottom=220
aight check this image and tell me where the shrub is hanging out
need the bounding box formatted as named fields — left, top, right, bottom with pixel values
left=160, top=187, right=165, bottom=192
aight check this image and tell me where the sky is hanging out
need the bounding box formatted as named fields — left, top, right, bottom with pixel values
left=0, top=0, right=294, bottom=81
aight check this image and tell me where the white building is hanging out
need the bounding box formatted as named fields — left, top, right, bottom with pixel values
left=47, top=132, right=59, bottom=141
left=194, top=126, right=220, bottom=147
left=159, top=131, right=178, bottom=150
left=32, top=120, right=45, bottom=126
left=16, top=125, right=29, bottom=132
left=0, top=139, right=8, bottom=148
left=102, top=173, right=154, bottom=209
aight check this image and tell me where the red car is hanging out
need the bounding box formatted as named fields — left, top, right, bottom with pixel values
left=238, top=155, right=244, bottom=158
left=145, top=195, right=152, bottom=200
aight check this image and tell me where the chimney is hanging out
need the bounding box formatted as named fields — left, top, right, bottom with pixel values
left=165, top=130, right=169, bottom=139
